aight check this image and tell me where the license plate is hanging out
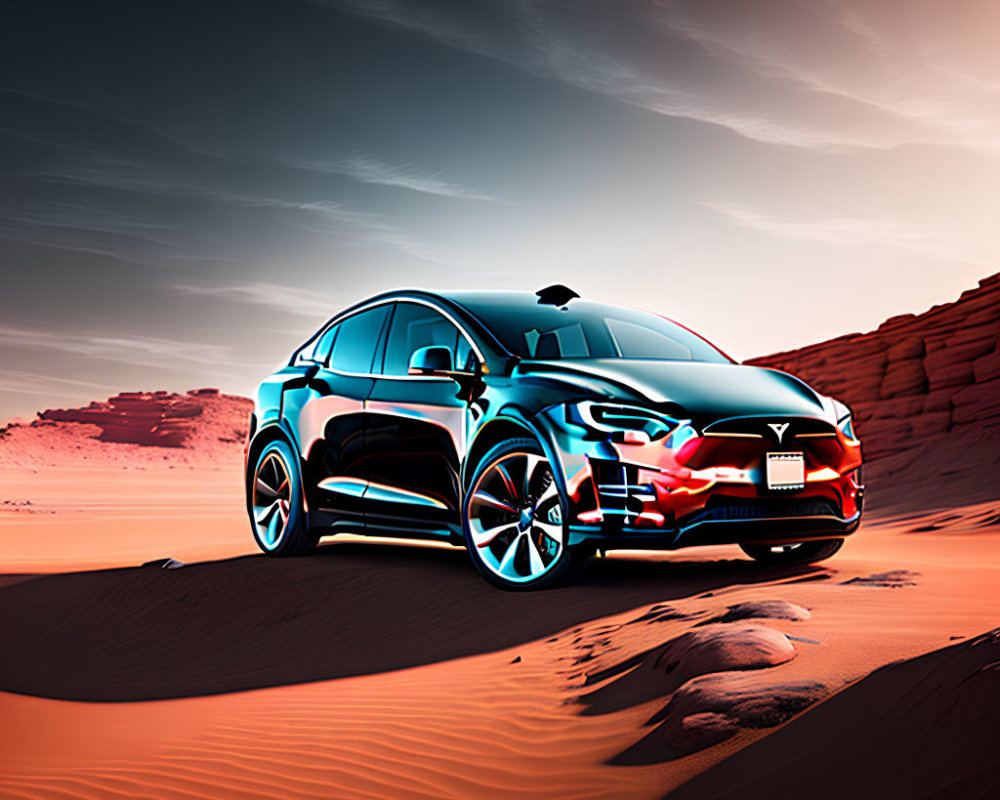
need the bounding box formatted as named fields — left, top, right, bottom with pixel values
left=766, top=452, right=805, bottom=490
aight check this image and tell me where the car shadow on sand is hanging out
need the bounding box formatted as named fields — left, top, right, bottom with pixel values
left=0, top=540, right=824, bottom=702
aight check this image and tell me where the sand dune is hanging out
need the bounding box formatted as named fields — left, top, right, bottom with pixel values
left=0, top=542, right=810, bottom=702
left=668, top=627, right=1000, bottom=800
left=2, top=516, right=998, bottom=798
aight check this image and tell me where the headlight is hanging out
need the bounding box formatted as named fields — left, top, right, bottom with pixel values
left=838, top=415, right=857, bottom=440
left=831, top=398, right=858, bottom=441
left=568, top=401, right=679, bottom=442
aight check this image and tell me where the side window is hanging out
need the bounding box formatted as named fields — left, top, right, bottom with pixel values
left=295, top=323, right=336, bottom=365
left=328, top=306, right=390, bottom=374
left=382, top=303, right=461, bottom=376
left=311, top=323, right=339, bottom=365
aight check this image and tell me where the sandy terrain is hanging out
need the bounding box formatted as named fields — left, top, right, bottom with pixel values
left=669, top=625, right=1000, bottom=800
left=1, top=489, right=997, bottom=799
left=1, top=276, right=998, bottom=799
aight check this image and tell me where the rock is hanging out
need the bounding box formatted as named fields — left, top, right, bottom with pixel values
left=943, top=323, right=998, bottom=352
left=842, top=570, right=919, bottom=588
left=878, top=313, right=917, bottom=331
left=141, top=558, right=185, bottom=569
left=879, top=357, right=926, bottom=398
left=909, top=411, right=951, bottom=437
left=579, top=625, right=797, bottom=717
left=887, top=336, right=925, bottom=361
left=951, top=379, right=1000, bottom=425
left=655, top=672, right=828, bottom=754
left=652, top=626, right=796, bottom=679
left=701, top=600, right=811, bottom=625
left=922, top=388, right=954, bottom=413
left=973, top=349, right=1000, bottom=383
left=925, top=348, right=976, bottom=391
left=39, top=392, right=209, bottom=448
left=876, top=396, right=926, bottom=420
left=2, top=389, right=253, bottom=469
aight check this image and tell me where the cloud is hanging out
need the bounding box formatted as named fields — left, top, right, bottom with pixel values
left=0, top=91, right=471, bottom=267
left=702, top=201, right=986, bottom=266
left=172, top=282, right=342, bottom=319
left=0, top=371, right=116, bottom=397
left=6, top=156, right=468, bottom=267
left=317, top=0, right=1000, bottom=154
left=0, top=200, right=187, bottom=249
left=287, top=153, right=503, bottom=202
left=313, top=0, right=866, bottom=150
left=0, top=325, right=233, bottom=369
left=649, top=1, right=1000, bottom=154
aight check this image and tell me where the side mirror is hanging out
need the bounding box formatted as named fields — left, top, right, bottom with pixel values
left=408, top=345, right=454, bottom=376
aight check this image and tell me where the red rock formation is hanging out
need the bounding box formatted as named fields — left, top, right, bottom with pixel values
left=39, top=391, right=212, bottom=447
left=1, top=389, right=253, bottom=468
left=748, top=273, right=1000, bottom=511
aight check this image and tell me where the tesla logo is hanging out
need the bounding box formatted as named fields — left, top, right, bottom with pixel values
left=768, top=422, right=790, bottom=444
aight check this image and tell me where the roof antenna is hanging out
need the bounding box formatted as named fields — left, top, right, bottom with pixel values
left=535, top=284, right=580, bottom=307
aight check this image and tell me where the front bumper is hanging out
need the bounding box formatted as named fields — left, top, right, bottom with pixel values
left=567, top=493, right=862, bottom=551
left=535, top=407, right=864, bottom=551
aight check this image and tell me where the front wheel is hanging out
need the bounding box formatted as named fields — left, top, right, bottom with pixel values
left=247, top=439, right=316, bottom=556
left=463, top=437, right=586, bottom=590
left=739, top=538, right=843, bottom=566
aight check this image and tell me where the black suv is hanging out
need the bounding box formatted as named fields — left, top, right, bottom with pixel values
left=245, top=286, right=863, bottom=590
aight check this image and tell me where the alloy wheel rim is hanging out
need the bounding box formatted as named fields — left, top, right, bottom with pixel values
left=253, top=451, right=292, bottom=549
left=467, top=452, right=564, bottom=583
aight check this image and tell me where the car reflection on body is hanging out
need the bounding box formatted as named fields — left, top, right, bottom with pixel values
left=245, top=285, right=863, bottom=590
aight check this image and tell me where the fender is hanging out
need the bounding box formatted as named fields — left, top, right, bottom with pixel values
left=463, top=405, right=573, bottom=508
left=247, top=419, right=301, bottom=477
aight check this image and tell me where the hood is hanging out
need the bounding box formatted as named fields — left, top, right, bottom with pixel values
left=513, top=359, right=829, bottom=422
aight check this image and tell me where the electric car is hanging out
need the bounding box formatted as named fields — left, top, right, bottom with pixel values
left=245, top=286, right=864, bottom=590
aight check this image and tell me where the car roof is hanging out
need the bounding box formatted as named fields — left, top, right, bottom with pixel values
left=337, top=288, right=546, bottom=330
left=326, top=289, right=521, bottom=360
left=301, top=288, right=733, bottom=365
left=362, top=289, right=615, bottom=321
left=356, top=288, right=538, bottom=307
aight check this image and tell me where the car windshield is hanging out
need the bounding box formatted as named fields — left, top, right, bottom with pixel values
left=452, top=295, right=732, bottom=363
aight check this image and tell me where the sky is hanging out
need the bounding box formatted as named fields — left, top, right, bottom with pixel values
left=2, top=0, right=999, bottom=421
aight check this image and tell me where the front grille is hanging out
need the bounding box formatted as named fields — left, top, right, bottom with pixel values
left=683, top=416, right=841, bottom=471
left=702, top=416, right=836, bottom=439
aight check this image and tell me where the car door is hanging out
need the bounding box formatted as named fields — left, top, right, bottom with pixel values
left=363, top=301, right=476, bottom=537
left=285, top=304, right=390, bottom=530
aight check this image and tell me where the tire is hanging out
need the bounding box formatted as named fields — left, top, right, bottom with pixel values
left=739, top=538, right=843, bottom=566
left=462, top=437, right=587, bottom=590
left=247, top=438, right=316, bottom=556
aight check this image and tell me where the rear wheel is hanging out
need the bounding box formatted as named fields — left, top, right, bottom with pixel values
left=463, top=437, right=586, bottom=590
left=248, top=439, right=316, bottom=556
left=739, top=538, right=843, bottom=566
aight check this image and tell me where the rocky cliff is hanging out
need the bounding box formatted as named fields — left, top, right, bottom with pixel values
left=748, top=273, right=1000, bottom=512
